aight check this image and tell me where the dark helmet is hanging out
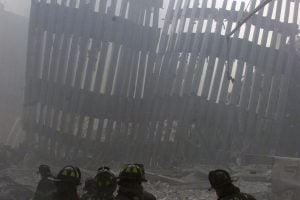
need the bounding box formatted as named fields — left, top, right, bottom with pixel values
left=118, top=164, right=147, bottom=182
left=208, top=169, right=234, bottom=189
left=95, top=166, right=117, bottom=195
left=38, top=164, right=51, bottom=175
left=50, top=165, right=81, bottom=185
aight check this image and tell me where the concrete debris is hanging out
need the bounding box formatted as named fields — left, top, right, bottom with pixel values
left=0, top=174, right=34, bottom=200
left=2, top=154, right=300, bottom=200
left=0, top=164, right=273, bottom=200
left=271, top=157, right=300, bottom=200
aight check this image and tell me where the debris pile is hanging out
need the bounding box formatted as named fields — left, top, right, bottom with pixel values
left=0, top=163, right=272, bottom=200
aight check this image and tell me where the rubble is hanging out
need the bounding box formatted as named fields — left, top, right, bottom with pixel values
left=0, top=163, right=272, bottom=200
left=5, top=152, right=300, bottom=200
left=0, top=178, right=33, bottom=200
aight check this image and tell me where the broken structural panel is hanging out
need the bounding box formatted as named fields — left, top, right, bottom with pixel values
left=23, top=0, right=300, bottom=167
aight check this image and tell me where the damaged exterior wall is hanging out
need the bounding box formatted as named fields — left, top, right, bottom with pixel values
left=23, top=0, right=299, bottom=166
left=278, top=42, right=300, bottom=157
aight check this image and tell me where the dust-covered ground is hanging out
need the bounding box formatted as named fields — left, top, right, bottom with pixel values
left=0, top=164, right=271, bottom=200
left=145, top=181, right=270, bottom=200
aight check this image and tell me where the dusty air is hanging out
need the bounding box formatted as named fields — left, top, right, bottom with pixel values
left=0, top=0, right=299, bottom=199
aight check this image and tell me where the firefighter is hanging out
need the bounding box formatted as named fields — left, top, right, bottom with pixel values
left=50, top=165, right=81, bottom=200
left=208, top=169, right=256, bottom=200
left=33, top=164, right=56, bottom=200
left=94, top=166, right=117, bottom=200
left=116, top=164, right=156, bottom=200
left=80, top=178, right=98, bottom=200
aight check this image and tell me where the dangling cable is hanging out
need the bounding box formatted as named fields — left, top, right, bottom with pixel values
left=227, top=0, right=273, bottom=38
left=225, top=0, right=255, bottom=83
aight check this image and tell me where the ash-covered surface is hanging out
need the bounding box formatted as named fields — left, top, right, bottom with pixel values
left=0, top=164, right=271, bottom=200
left=145, top=181, right=270, bottom=200
left=0, top=167, right=35, bottom=199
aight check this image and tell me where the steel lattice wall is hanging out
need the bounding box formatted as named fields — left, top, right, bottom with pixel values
left=24, top=0, right=299, bottom=166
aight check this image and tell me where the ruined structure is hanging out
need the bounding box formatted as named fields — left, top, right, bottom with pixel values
left=23, top=0, right=299, bottom=166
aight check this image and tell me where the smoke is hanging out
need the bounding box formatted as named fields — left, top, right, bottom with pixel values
left=1, top=0, right=30, bottom=17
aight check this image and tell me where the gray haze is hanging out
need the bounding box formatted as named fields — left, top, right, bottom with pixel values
left=1, top=0, right=30, bottom=16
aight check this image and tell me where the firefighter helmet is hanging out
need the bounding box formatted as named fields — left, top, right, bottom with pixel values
left=50, top=165, right=81, bottom=185
left=95, top=166, right=117, bottom=195
left=208, top=169, right=235, bottom=189
left=118, top=164, right=147, bottom=182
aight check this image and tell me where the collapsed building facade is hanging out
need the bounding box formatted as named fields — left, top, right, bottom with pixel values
left=23, top=0, right=300, bottom=167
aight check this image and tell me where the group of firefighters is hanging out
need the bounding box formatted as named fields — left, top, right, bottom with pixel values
left=33, top=164, right=256, bottom=200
